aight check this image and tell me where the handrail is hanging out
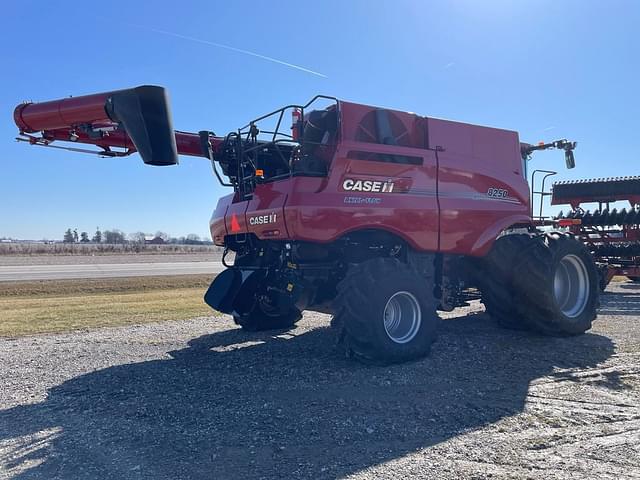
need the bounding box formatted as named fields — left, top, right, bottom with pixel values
left=531, top=169, right=558, bottom=220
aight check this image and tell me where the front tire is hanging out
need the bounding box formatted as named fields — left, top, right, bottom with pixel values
left=233, top=299, right=301, bottom=332
left=333, top=257, right=439, bottom=364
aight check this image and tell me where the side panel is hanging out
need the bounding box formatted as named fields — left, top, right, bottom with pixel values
left=209, top=193, right=232, bottom=245
left=245, top=182, right=291, bottom=239
left=225, top=199, right=249, bottom=237
left=213, top=183, right=293, bottom=243
left=284, top=140, right=439, bottom=251
left=428, top=118, right=531, bottom=256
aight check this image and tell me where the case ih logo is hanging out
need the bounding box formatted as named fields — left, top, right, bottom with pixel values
left=342, top=179, right=395, bottom=193
left=249, top=213, right=277, bottom=225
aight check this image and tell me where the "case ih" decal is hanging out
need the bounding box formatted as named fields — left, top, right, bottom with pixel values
left=343, top=179, right=395, bottom=193
left=249, top=213, right=277, bottom=225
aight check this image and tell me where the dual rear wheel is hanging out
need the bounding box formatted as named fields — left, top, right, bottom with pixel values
left=477, top=232, right=599, bottom=335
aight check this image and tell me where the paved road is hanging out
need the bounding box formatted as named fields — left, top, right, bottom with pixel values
left=0, top=261, right=224, bottom=282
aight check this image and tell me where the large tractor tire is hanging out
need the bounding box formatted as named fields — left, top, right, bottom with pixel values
left=512, top=233, right=599, bottom=336
left=233, top=306, right=301, bottom=332
left=228, top=270, right=302, bottom=332
left=479, top=233, right=599, bottom=336
left=474, top=234, right=534, bottom=330
left=333, top=257, right=440, bottom=364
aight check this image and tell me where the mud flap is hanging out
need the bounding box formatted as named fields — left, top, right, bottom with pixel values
left=204, top=268, right=266, bottom=315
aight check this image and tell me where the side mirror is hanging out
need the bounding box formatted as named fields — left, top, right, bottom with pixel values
left=565, top=149, right=575, bottom=169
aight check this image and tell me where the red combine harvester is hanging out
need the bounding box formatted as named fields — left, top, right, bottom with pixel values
left=550, top=177, right=640, bottom=289
left=14, top=85, right=599, bottom=364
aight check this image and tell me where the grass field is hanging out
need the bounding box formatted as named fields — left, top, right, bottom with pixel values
left=0, top=275, right=218, bottom=337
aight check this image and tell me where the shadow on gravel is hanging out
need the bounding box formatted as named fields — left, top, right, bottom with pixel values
left=0, top=313, right=617, bottom=479
left=599, top=287, right=640, bottom=316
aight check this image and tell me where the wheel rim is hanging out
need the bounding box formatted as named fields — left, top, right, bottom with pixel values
left=553, top=254, right=590, bottom=318
left=383, top=291, right=422, bottom=344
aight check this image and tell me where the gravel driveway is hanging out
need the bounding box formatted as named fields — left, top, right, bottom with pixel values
left=1, top=284, right=639, bottom=479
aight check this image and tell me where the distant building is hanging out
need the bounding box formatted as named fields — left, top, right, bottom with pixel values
left=144, top=236, right=165, bottom=245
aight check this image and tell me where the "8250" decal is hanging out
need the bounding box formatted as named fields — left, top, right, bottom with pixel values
left=487, top=188, right=509, bottom=199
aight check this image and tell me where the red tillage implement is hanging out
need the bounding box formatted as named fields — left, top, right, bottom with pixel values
left=551, top=177, right=640, bottom=289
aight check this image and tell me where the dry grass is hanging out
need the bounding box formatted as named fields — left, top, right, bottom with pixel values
left=611, top=275, right=630, bottom=282
left=0, top=275, right=218, bottom=337
left=0, top=275, right=213, bottom=297
left=0, top=243, right=221, bottom=256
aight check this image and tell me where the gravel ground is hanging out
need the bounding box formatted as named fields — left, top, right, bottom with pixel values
left=0, top=283, right=638, bottom=479
left=0, top=254, right=220, bottom=267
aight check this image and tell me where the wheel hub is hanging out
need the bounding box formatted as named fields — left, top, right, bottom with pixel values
left=383, top=291, right=422, bottom=344
left=554, top=254, right=589, bottom=318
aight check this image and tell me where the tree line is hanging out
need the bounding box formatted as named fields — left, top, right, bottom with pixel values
left=62, top=228, right=209, bottom=245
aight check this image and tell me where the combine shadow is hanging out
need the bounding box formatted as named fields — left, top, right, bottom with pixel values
left=0, top=313, right=616, bottom=479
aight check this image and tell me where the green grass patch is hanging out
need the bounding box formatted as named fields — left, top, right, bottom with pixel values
left=0, top=275, right=218, bottom=337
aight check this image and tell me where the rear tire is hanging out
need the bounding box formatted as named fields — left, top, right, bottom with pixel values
left=333, top=257, right=439, bottom=364
left=478, top=233, right=598, bottom=336
left=474, top=234, right=533, bottom=330
left=513, top=233, right=599, bottom=336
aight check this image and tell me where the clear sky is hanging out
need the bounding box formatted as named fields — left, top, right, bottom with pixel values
left=1, top=0, right=638, bottom=240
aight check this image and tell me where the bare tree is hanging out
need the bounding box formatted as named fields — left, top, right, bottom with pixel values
left=186, top=234, right=201, bottom=244
left=155, top=231, right=170, bottom=242
left=104, top=229, right=126, bottom=244
left=129, top=232, right=147, bottom=244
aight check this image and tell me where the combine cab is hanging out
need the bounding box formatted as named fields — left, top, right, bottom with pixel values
left=551, top=176, right=640, bottom=289
left=13, top=85, right=600, bottom=364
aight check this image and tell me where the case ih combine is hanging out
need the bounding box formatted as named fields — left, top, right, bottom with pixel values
left=14, top=85, right=599, bottom=364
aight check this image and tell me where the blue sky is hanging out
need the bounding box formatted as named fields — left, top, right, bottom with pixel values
left=1, top=0, right=638, bottom=239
